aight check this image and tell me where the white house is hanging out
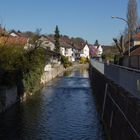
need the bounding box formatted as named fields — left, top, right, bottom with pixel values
left=40, top=36, right=55, bottom=51
left=60, top=47, right=65, bottom=56
left=60, top=46, right=75, bottom=62
left=10, top=32, right=18, bottom=37
left=90, top=45, right=103, bottom=57
left=80, top=44, right=90, bottom=59
left=96, top=45, right=103, bottom=56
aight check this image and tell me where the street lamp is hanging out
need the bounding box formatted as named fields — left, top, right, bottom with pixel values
left=111, top=16, right=130, bottom=56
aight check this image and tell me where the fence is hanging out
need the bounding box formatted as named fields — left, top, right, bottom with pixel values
left=89, top=66, right=140, bottom=140
left=90, top=59, right=140, bottom=98
left=122, top=55, right=140, bottom=69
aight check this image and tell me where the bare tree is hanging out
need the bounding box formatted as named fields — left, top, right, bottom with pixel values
left=113, top=35, right=125, bottom=56
left=127, top=0, right=138, bottom=36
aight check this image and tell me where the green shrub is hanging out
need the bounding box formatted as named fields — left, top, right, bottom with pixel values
left=79, top=57, right=87, bottom=64
left=0, top=45, right=46, bottom=93
left=61, top=55, right=72, bottom=68
left=114, top=55, right=123, bottom=65
left=21, top=48, right=46, bottom=93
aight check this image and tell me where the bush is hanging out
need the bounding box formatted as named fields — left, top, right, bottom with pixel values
left=0, top=45, right=46, bottom=93
left=114, top=55, right=123, bottom=65
left=79, top=57, right=87, bottom=64
left=61, top=55, right=72, bottom=68
left=21, top=48, right=46, bottom=93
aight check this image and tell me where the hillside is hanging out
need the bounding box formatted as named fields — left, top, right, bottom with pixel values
left=47, top=34, right=87, bottom=50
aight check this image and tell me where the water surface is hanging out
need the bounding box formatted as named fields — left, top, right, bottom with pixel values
left=0, top=67, right=105, bottom=140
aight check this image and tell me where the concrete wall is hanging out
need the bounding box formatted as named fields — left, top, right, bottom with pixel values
left=0, top=65, right=65, bottom=113
left=0, top=64, right=87, bottom=113
left=91, top=59, right=140, bottom=99
left=0, top=86, right=18, bottom=113
left=41, top=65, right=64, bottom=84
left=122, top=56, right=140, bottom=69
left=89, top=64, right=140, bottom=140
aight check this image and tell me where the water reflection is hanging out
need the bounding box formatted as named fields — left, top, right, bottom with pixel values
left=63, top=67, right=89, bottom=78
left=0, top=66, right=106, bottom=140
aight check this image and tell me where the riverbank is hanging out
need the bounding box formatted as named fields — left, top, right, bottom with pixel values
left=0, top=63, right=89, bottom=114
left=21, top=63, right=89, bottom=101
left=89, top=61, right=140, bottom=140
left=0, top=66, right=106, bottom=140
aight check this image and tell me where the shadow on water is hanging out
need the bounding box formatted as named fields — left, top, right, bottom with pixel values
left=0, top=66, right=107, bottom=140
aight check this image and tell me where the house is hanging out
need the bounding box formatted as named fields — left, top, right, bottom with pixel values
left=90, top=45, right=103, bottom=58
left=132, top=32, right=140, bottom=46
left=124, top=27, right=140, bottom=56
left=60, top=46, right=75, bottom=62
left=10, top=31, right=21, bottom=37
left=39, top=36, right=55, bottom=51
left=125, top=27, right=140, bottom=47
left=124, top=45, right=140, bottom=56
left=0, top=30, right=28, bottom=46
left=80, top=44, right=90, bottom=59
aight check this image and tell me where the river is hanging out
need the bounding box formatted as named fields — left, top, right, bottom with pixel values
left=0, top=67, right=106, bottom=140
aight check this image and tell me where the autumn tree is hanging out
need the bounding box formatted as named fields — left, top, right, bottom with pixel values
left=54, top=25, right=60, bottom=53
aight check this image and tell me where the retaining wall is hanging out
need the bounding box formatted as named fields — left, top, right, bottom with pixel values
left=41, top=65, right=64, bottom=84
left=0, top=86, right=18, bottom=113
left=91, top=59, right=140, bottom=98
left=89, top=64, right=140, bottom=140
left=0, top=65, right=65, bottom=113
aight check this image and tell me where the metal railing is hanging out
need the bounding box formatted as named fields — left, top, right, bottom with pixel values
left=90, top=59, right=140, bottom=98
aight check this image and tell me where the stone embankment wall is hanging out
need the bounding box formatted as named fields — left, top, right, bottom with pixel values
left=89, top=64, right=140, bottom=140
left=41, top=63, right=88, bottom=84
left=0, top=65, right=65, bottom=113
left=0, top=64, right=88, bottom=113
left=41, top=65, right=64, bottom=84
left=0, top=86, right=18, bottom=113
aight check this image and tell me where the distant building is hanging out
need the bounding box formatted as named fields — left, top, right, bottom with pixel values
left=39, top=36, right=55, bottom=51
left=60, top=46, right=74, bottom=62
left=90, top=45, right=103, bottom=57
left=132, top=32, right=140, bottom=46
left=80, top=44, right=90, bottom=59
left=0, top=30, right=28, bottom=46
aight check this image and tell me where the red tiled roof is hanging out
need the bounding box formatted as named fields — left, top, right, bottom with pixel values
left=0, top=36, right=28, bottom=46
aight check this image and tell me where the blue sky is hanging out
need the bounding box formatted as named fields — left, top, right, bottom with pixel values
left=0, top=0, right=139, bottom=45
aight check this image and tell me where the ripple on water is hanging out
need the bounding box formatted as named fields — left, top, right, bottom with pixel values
left=0, top=68, right=106, bottom=140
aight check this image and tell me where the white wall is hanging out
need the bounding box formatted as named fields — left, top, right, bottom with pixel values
left=41, top=65, right=64, bottom=84
left=80, top=44, right=89, bottom=58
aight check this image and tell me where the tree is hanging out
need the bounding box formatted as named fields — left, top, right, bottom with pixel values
left=54, top=25, right=60, bottom=53
left=127, top=0, right=138, bottom=36
left=94, top=40, right=99, bottom=46
left=113, top=35, right=125, bottom=56
left=27, top=28, right=42, bottom=50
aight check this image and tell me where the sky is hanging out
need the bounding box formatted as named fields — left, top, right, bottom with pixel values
left=0, top=0, right=140, bottom=45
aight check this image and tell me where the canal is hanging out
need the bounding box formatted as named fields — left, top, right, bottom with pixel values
left=0, top=67, right=106, bottom=140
